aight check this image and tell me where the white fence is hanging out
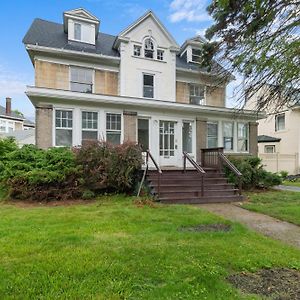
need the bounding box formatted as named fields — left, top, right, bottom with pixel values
left=259, top=153, right=299, bottom=175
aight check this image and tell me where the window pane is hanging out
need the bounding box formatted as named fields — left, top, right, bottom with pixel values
left=107, top=132, right=121, bottom=145
left=207, top=123, right=218, bottom=148
left=223, top=122, right=233, bottom=150
left=71, top=82, right=92, bottom=93
left=275, top=114, right=285, bottom=131
left=138, top=119, right=149, bottom=152
left=144, top=75, right=153, bottom=86
left=182, top=122, right=192, bottom=153
left=82, top=131, right=98, bottom=140
left=74, top=23, right=81, bottom=40
left=56, top=129, right=72, bottom=146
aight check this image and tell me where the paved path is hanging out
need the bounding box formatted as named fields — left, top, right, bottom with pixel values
left=197, top=203, right=300, bottom=249
left=274, top=185, right=300, bottom=192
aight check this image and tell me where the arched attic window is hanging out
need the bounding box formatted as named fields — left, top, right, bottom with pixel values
left=144, top=38, right=154, bottom=59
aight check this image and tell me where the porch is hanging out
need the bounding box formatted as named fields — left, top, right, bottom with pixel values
left=139, top=147, right=244, bottom=204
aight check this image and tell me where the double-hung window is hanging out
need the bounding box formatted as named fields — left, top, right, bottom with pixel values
left=0, top=120, right=6, bottom=132
left=133, top=45, right=141, bottom=57
left=74, top=23, right=82, bottom=41
left=207, top=122, right=218, bottom=148
left=192, top=48, right=201, bottom=63
left=190, top=84, right=205, bottom=105
left=275, top=113, right=285, bottom=131
left=55, top=110, right=73, bottom=146
left=237, top=123, right=248, bottom=152
left=144, top=38, right=154, bottom=58
left=82, top=111, right=98, bottom=141
left=106, top=113, right=121, bottom=145
left=143, top=74, right=154, bottom=98
left=223, top=122, right=234, bottom=150
left=265, top=145, right=275, bottom=153
left=70, top=67, right=93, bottom=93
left=157, top=50, right=164, bottom=61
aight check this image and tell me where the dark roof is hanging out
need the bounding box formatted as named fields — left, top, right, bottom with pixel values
left=24, top=119, right=35, bottom=127
left=0, top=105, right=24, bottom=120
left=23, top=18, right=229, bottom=75
left=23, top=18, right=119, bottom=57
left=258, top=135, right=281, bottom=143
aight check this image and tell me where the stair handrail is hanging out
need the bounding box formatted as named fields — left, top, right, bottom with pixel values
left=183, top=151, right=205, bottom=196
left=137, top=150, right=162, bottom=197
left=218, top=152, right=242, bottom=195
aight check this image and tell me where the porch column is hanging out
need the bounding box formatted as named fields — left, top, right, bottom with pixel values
left=35, top=104, right=53, bottom=149
left=196, top=118, right=207, bottom=163
left=249, top=122, right=258, bottom=156
left=123, top=111, right=137, bottom=143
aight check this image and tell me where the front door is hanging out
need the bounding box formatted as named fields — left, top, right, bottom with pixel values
left=159, top=120, right=178, bottom=166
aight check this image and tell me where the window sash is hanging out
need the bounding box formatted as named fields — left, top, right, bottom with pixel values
left=190, top=84, right=205, bottom=105
left=192, top=48, right=201, bottom=63
left=134, top=45, right=141, bottom=56
left=143, top=74, right=154, bottom=98
left=275, top=114, right=285, bottom=131
left=182, top=122, right=193, bottom=153
left=157, top=50, right=164, bottom=60
left=74, top=23, right=81, bottom=40
left=82, top=112, right=98, bottom=130
left=207, top=122, right=218, bottom=148
left=265, top=145, right=275, bottom=153
left=237, top=123, right=248, bottom=151
left=223, top=122, right=234, bottom=150
left=55, top=110, right=73, bottom=129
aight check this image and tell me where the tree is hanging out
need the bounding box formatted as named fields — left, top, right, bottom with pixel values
left=203, top=0, right=300, bottom=111
left=12, top=109, right=24, bottom=118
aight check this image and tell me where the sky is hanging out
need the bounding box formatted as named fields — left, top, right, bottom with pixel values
left=0, top=0, right=240, bottom=120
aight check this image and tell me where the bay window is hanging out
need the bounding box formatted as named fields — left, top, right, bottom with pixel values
left=237, top=123, right=248, bottom=152
left=82, top=111, right=98, bottom=141
left=55, top=110, right=73, bottom=146
left=223, top=122, right=234, bottom=150
left=70, top=67, right=93, bottom=93
left=106, top=113, right=121, bottom=145
left=207, top=122, right=218, bottom=148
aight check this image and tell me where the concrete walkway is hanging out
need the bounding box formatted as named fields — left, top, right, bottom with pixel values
left=274, top=185, right=300, bottom=192
left=197, top=203, right=300, bottom=249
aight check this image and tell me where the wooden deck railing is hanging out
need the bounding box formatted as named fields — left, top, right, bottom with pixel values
left=183, top=151, right=206, bottom=196
left=137, top=150, right=162, bottom=198
left=201, top=147, right=243, bottom=195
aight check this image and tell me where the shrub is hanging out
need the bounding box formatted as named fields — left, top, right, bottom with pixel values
left=224, top=156, right=282, bottom=190
left=74, top=141, right=142, bottom=194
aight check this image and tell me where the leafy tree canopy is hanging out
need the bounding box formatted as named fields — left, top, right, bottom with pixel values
left=203, top=0, right=300, bottom=111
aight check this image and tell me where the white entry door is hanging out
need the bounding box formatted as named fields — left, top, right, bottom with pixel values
left=159, top=120, right=178, bottom=166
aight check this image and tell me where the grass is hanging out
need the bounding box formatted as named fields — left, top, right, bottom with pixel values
left=0, top=194, right=300, bottom=299
left=282, top=180, right=300, bottom=188
left=244, top=190, right=300, bottom=225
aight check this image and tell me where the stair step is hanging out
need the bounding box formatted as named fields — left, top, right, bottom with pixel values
left=159, top=195, right=244, bottom=204
left=156, top=189, right=238, bottom=198
left=148, top=178, right=228, bottom=184
left=149, top=183, right=234, bottom=191
left=147, top=173, right=225, bottom=179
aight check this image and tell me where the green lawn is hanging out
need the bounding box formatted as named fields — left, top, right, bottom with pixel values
left=0, top=195, right=300, bottom=299
left=282, top=180, right=300, bottom=188
left=244, top=190, right=300, bottom=225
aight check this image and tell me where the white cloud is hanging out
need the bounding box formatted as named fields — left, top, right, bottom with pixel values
left=169, top=0, right=212, bottom=23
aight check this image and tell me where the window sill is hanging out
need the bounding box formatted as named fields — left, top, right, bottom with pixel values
left=131, top=55, right=167, bottom=63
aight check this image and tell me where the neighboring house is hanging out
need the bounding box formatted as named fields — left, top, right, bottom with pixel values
left=245, top=87, right=300, bottom=175
left=23, top=8, right=261, bottom=168
left=0, top=97, right=35, bottom=135
left=2, top=129, right=35, bottom=147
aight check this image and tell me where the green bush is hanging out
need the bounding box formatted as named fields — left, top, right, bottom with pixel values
left=0, top=138, right=142, bottom=201
left=224, top=156, right=282, bottom=190
left=74, top=141, right=142, bottom=194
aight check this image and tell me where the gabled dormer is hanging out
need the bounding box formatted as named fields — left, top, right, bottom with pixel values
left=179, top=36, right=206, bottom=64
left=63, top=8, right=100, bottom=45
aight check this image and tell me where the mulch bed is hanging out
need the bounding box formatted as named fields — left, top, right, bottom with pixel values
left=178, top=223, right=232, bottom=232
left=4, top=199, right=96, bottom=208
left=228, top=268, right=300, bottom=299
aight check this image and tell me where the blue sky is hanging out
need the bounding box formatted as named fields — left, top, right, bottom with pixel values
left=0, top=0, right=239, bottom=120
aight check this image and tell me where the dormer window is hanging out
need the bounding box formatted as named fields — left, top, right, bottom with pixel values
left=74, top=23, right=82, bottom=41
left=134, top=45, right=141, bottom=57
left=144, top=38, right=154, bottom=59
left=191, top=48, right=202, bottom=63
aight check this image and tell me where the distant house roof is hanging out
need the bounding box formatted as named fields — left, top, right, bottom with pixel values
left=0, top=105, right=24, bottom=120
left=23, top=18, right=226, bottom=75
left=258, top=135, right=281, bottom=143
left=23, top=118, right=35, bottom=127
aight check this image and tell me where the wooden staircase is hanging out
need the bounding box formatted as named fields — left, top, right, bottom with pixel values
left=147, top=168, right=243, bottom=204
left=138, top=148, right=244, bottom=204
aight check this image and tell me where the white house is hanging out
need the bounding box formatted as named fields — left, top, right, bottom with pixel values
left=23, top=8, right=261, bottom=168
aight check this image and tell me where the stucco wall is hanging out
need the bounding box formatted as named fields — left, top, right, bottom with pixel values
left=123, top=111, right=137, bottom=142
left=206, top=86, right=225, bottom=107
left=176, top=81, right=189, bottom=104
left=196, top=119, right=207, bottom=162
left=94, top=70, right=119, bottom=95
left=35, top=105, right=53, bottom=149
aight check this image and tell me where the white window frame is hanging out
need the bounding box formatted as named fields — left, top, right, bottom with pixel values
left=81, top=110, right=99, bottom=142
left=207, top=121, right=218, bottom=148
left=191, top=48, right=201, bottom=63
left=275, top=113, right=285, bottom=132
left=74, top=22, right=82, bottom=41
left=54, top=109, right=74, bottom=147
left=143, top=73, right=155, bottom=99
left=157, top=49, right=164, bottom=61
left=237, top=122, right=249, bottom=152
left=189, top=84, right=206, bottom=105
left=264, top=145, right=275, bottom=153
left=144, top=38, right=155, bottom=59
left=105, top=112, right=122, bottom=145
left=133, top=45, right=141, bottom=57
left=70, top=66, right=94, bottom=94
left=223, top=121, right=234, bottom=151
